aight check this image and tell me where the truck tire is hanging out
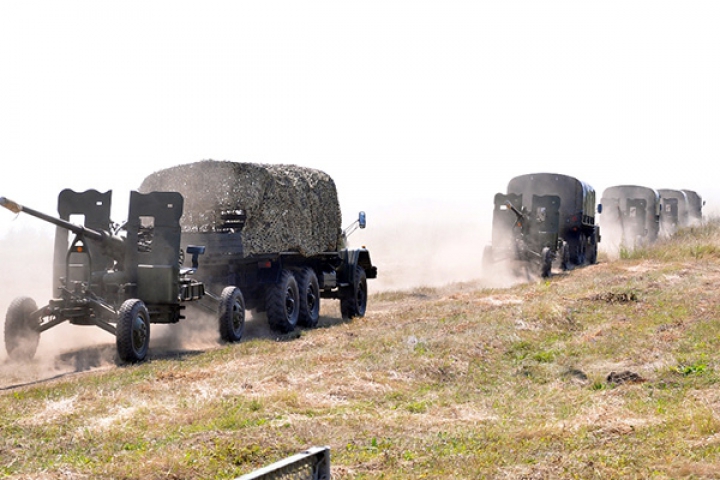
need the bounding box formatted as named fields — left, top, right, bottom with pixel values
left=218, top=286, right=245, bottom=342
left=265, top=269, right=300, bottom=333
left=587, top=229, right=598, bottom=264
left=116, top=299, right=150, bottom=363
left=295, top=268, right=320, bottom=328
left=578, top=234, right=587, bottom=265
left=341, top=265, right=367, bottom=320
left=5, top=296, right=40, bottom=361
left=569, top=235, right=586, bottom=265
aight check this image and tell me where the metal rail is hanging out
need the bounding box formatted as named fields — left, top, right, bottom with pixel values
left=235, top=447, right=330, bottom=480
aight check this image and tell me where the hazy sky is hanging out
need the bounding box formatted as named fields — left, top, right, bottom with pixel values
left=1, top=1, right=719, bottom=237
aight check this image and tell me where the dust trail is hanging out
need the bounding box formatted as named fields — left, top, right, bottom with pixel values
left=0, top=227, right=119, bottom=387
left=351, top=203, right=535, bottom=292
left=0, top=197, right=539, bottom=388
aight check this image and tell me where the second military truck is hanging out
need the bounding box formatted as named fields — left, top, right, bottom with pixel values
left=139, top=160, right=377, bottom=338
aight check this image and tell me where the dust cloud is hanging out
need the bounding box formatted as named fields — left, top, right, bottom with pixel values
left=596, top=222, right=625, bottom=261
left=0, top=227, right=119, bottom=388
left=352, top=204, right=525, bottom=292
left=0, top=192, right=611, bottom=388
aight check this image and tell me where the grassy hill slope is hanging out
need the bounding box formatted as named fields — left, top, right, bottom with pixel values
left=1, top=221, right=720, bottom=479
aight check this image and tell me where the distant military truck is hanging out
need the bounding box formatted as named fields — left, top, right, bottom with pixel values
left=682, top=190, right=704, bottom=225
left=657, top=189, right=689, bottom=236
left=483, top=173, right=600, bottom=278
left=599, top=185, right=661, bottom=248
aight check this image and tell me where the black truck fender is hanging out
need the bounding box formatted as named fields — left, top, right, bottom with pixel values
left=339, top=247, right=377, bottom=285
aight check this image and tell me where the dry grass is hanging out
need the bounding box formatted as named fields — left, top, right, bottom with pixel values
left=1, top=220, right=720, bottom=478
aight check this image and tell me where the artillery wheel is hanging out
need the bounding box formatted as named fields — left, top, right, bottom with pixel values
left=218, top=286, right=245, bottom=342
left=265, top=269, right=300, bottom=333
left=116, top=299, right=150, bottom=363
left=540, top=247, right=553, bottom=278
left=341, top=265, right=367, bottom=320
left=5, top=296, right=40, bottom=361
left=295, top=268, right=320, bottom=328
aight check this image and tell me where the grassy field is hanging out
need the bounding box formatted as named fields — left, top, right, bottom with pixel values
left=1, top=221, right=720, bottom=479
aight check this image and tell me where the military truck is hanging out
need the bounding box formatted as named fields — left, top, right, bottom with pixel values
left=483, top=172, right=600, bottom=278
left=139, top=161, right=377, bottom=335
left=657, top=189, right=689, bottom=236
left=1, top=190, right=210, bottom=363
left=599, top=185, right=661, bottom=248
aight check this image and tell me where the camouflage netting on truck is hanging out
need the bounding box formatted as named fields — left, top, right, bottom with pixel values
left=139, top=160, right=342, bottom=257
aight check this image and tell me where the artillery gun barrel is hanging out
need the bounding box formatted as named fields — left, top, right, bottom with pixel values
left=0, top=196, right=126, bottom=261
left=0, top=196, right=106, bottom=242
left=505, top=200, right=525, bottom=219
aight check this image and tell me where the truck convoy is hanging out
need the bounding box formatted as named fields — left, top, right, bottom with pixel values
left=483, top=173, right=600, bottom=278
left=1, top=161, right=376, bottom=363
left=600, top=187, right=705, bottom=250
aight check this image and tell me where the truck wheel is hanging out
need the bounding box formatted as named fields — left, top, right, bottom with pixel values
left=341, top=265, right=367, bottom=320
left=587, top=231, right=598, bottom=264
left=218, top=286, right=245, bottom=342
left=265, top=269, right=300, bottom=333
left=116, top=299, right=150, bottom=363
left=295, top=268, right=320, bottom=328
left=540, top=247, right=552, bottom=278
left=569, top=236, right=585, bottom=265
left=5, top=296, right=40, bottom=361
left=578, top=234, right=587, bottom=264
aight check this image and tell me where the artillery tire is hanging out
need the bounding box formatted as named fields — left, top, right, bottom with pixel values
left=265, top=269, right=300, bottom=333
left=116, top=299, right=150, bottom=363
left=540, top=247, right=553, bottom=278
left=218, top=286, right=245, bottom=343
left=341, top=265, right=367, bottom=320
left=295, top=268, right=320, bottom=328
left=5, top=296, right=40, bottom=361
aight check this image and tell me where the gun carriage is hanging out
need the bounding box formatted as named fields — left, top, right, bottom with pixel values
left=1, top=190, right=223, bottom=363
left=484, top=173, right=600, bottom=278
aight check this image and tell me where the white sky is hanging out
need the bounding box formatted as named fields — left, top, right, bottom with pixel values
left=1, top=1, right=719, bottom=288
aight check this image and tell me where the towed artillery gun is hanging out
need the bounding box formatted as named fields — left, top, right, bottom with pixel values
left=484, top=173, right=600, bottom=278
left=599, top=185, right=661, bottom=249
left=484, top=193, right=564, bottom=278
left=682, top=190, right=705, bottom=226
left=0, top=189, right=236, bottom=363
left=657, top=189, right=688, bottom=237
